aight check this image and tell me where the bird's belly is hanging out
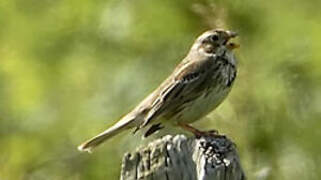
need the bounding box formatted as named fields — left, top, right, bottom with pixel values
left=175, top=86, right=231, bottom=123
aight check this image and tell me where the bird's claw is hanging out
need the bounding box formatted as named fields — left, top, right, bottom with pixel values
left=178, top=123, right=224, bottom=139
left=195, top=129, right=225, bottom=139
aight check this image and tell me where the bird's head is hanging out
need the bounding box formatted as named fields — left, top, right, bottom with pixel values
left=192, top=29, right=239, bottom=56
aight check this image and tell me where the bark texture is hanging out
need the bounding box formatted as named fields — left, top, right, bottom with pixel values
left=121, top=135, right=245, bottom=180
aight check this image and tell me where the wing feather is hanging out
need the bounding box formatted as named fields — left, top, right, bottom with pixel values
left=140, top=59, right=212, bottom=128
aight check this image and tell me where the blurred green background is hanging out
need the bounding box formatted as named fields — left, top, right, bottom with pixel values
left=1, top=0, right=321, bottom=179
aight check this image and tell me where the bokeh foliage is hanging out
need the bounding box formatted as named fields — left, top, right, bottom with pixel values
left=1, top=0, right=321, bottom=179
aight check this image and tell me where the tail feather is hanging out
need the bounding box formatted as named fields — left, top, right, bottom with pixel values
left=78, top=116, right=135, bottom=153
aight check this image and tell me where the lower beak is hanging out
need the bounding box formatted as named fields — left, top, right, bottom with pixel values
left=227, top=42, right=240, bottom=50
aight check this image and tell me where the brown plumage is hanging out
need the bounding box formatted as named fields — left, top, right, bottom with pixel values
left=78, top=29, right=239, bottom=152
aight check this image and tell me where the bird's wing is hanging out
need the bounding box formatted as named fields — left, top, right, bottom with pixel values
left=140, top=58, right=212, bottom=128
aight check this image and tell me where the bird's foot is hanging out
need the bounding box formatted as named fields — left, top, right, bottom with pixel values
left=178, top=123, right=225, bottom=139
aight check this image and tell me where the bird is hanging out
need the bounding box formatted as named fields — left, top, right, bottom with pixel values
left=78, top=29, right=239, bottom=152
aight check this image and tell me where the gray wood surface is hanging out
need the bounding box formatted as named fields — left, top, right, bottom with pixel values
left=121, top=135, right=245, bottom=180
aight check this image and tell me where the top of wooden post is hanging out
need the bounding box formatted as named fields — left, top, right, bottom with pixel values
left=121, top=134, right=245, bottom=180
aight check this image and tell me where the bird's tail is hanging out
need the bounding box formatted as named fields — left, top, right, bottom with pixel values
left=78, top=115, right=135, bottom=153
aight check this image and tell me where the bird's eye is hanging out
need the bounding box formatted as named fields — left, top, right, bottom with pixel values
left=211, top=34, right=219, bottom=41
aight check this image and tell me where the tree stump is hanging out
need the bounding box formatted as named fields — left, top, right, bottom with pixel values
left=120, top=135, right=245, bottom=180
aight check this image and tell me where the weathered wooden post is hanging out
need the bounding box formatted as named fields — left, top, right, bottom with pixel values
left=121, top=135, right=245, bottom=180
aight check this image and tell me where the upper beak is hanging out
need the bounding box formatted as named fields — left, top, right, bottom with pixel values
left=226, top=30, right=238, bottom=38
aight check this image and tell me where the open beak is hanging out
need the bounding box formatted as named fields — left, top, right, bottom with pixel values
left=226, top=30, right=239, bottom=50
